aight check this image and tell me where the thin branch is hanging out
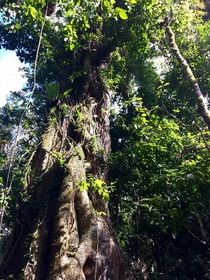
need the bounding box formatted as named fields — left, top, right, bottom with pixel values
left=184, top=226, right=207, bottom=245
left=194, top=208, right=209, bottom=244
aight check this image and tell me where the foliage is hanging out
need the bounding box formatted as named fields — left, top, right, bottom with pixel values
left=1, top=0, right=210, bottom=278
left=78, top=175, right=115, bottom=202
left=110, top=71, right=210, bottom=278
left=107, top=2, right=210, bottom=276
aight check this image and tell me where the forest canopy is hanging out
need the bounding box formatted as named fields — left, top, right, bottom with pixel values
left=0, top=0, right=210, bottom=279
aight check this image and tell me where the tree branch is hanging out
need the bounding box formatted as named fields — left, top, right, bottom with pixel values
left=184, top=226, right=207, bottom=245
left=165, top=25, right=210, bottom=130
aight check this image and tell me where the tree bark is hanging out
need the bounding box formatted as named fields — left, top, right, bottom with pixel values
left=0, top=47, right=136, bottom=279
left=165, top=24, right=210, bottom=130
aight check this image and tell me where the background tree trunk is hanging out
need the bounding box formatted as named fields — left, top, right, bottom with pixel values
left=165, top=24, right=210, bottom=130
left=0, top=48, right=136, bottom=279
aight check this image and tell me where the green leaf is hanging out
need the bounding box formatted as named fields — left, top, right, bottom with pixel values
left=33, top=94, right=51, bottom=101
left=119, top=10, right=128, bottom=20
left=126, top=0, right=137, bottom=3
left=29, top=6, right=38, bottom=19
left=95, top=179, right=104, bottom=188
left=61, top=89, right=72, bottom=98
left=117, top=8, right=128, bottom=20
left=79, top=182, right=89, bottom=191
left=45, top=81, right=60, bottom=101
left=97, top=211, right=106, bottom=216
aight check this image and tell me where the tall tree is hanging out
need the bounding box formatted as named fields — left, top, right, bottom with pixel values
left=0, top=0, right=142, bottom=278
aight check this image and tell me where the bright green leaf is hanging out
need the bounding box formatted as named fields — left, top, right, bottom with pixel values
left=29, top=6, right=38, bottom=19
left=126, top=0, right=137, bottom=3
left=95, top=179, right=104, bottom=188
left=118, top=9, right=128, bottom=20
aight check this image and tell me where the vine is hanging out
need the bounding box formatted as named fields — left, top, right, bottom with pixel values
left=0, top=3, right=49, bottom=235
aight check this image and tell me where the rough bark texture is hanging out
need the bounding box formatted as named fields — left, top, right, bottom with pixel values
left=0, top=47, right=136, bottom=279
left=165, top=25, right=210, bottom=130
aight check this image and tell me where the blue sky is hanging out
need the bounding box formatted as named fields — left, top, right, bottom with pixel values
left=0, top=49, right=27, bottom=107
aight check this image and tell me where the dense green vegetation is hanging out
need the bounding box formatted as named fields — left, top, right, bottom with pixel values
left=0, top=0, right=210, bottom=279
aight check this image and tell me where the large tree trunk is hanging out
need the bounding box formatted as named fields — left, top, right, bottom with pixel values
left=0, top=47, right=136, bottom=279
